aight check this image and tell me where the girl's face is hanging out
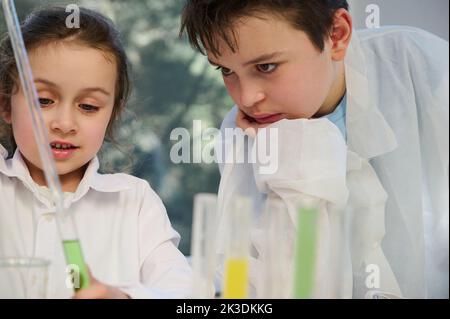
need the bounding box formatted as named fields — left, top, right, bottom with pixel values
left=4, top=41, right=117, bottom=190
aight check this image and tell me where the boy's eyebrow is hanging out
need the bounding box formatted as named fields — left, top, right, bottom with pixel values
left=208, top=52, right=283, bottom=68
left=34, top=78, right=111, bottom=96
left=207, top=59, right=220, bottom=66
left=242, top=52, right=283, bottom=66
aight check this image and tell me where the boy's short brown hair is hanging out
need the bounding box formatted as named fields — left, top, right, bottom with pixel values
left=180, top=0, right=349, bottom=56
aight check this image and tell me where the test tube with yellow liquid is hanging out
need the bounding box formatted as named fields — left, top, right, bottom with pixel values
left=222, top=197, right=252, bottom=299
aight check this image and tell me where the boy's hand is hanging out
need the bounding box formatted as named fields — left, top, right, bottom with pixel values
left=72, top=268, right=130, bottom=299
left=236, top=109, right=272, bottom=136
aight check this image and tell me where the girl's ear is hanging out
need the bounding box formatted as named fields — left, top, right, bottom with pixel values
left=0, top=101, right=12, bottom=124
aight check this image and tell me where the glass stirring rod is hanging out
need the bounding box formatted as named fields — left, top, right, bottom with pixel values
left=2, top=0, right=90, bottom=291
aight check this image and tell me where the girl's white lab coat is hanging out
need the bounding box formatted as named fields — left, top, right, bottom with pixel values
left=215, top=26, right=449, bottom=298
left=0, top=146, right=193, bottom=298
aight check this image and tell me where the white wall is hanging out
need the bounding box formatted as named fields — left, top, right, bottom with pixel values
left=348, top=0, right=449, bottom=40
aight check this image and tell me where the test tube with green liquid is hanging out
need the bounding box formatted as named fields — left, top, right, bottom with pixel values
left=60, top=218, right=90, bottom=291
left=222, top=197, right=252, bottom=299
left=63, top=240, right=90, bottom=290
left=293, top=205, right=319, bottom=299
left=2, top=0, right=89, bottom=292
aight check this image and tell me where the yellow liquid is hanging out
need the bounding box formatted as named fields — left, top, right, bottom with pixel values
left=223, top=258, right=249, bottom=299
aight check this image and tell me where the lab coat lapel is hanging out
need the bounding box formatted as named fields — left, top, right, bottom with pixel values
left=344, top=30, right=429, bottom=297
left=345, top=31, right=398, bottom=159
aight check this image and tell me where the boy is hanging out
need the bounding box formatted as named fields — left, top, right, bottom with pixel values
left=180, top=0, right=448, bottom=298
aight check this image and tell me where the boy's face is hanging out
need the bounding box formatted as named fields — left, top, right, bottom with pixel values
left=207, top=12, right=348, bottom=128
left=3, top=41, right=116, bottom=190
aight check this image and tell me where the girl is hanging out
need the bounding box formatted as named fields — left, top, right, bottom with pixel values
left=0, top=6, right=192, bottom=298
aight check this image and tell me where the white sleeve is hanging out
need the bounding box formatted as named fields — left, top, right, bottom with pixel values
left=252, top=118, right=348, bottom=216
left=119, top=182, right=193, bottom=299
left=251, top=118, right=351, bottom=298
left=118, top=243, right=193, bottom=299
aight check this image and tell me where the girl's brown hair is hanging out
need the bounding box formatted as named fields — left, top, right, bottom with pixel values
left=0, top=6, right=131, bottom=156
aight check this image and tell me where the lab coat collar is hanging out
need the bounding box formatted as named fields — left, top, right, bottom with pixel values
left=71, top=156, right=132, bottom=203
left=0, top=146, right=39, bottom=195
left=0, top=146, right=130, bottom=208
left=344, top=30, right=398, bottom=159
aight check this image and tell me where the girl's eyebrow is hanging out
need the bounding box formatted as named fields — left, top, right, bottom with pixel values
left=80, top=87, right=111, bottom=97
left=34, top=78, right=111, bottom=96
left=35, top=78, right=59, bottom=88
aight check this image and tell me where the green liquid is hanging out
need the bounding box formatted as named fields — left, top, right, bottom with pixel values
left=63, top=239, right=90, bottom=291
left=293, top=207, right=318, bottom=299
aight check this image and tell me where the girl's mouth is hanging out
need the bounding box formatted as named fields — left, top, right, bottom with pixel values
left=50, top=142, right=79, bottom=159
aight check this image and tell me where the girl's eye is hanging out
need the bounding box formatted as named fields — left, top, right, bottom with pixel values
left=39, top=98, right=54, bottom=107
left=216, top=66, right=234, bottom=77
left=79, top=104, right=100, bottom=112
left=257, top=63, right=277, bottom=73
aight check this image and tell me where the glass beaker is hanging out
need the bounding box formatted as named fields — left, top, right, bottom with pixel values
left=0, top=257, right=50, bottom=299
left=191, top=193, right=218, bottom=298
left=259, top=195, right=295, bottom=299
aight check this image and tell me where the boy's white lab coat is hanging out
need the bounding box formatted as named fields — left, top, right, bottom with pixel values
left=215, top=26, right=449, bottom=298
left=0, top=146, right=193, bottom=298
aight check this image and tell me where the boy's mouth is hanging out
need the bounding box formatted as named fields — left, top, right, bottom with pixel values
left=49, top=141, right=79, bottom=159
left=249, top=113, right=283, bottom=124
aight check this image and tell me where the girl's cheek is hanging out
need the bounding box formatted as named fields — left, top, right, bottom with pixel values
left=88, top=125, right=108, bottom=147
left=11, top=107, right=32, bottom=130
left=14, top=123, right=37, bottom=155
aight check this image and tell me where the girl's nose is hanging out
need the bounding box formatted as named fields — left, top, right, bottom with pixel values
left=238, top=80, right=265, bottom=109
left=49, top=104, right=78, bottom=135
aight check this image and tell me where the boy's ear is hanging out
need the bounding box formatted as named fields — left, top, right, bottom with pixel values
left=330, top=8, right=353, bottom=61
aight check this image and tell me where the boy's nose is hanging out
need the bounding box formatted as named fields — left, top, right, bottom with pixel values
left=237, top=80, right=265, bottom=109
left=49, top=105, right=78, bottom=135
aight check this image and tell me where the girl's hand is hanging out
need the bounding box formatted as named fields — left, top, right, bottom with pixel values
left=236, top=109, right=271, bottom=137
left=72, top=268, right=130, bottom=299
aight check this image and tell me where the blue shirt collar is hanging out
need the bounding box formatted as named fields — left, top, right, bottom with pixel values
left=324, top=93, right=347, bottom=140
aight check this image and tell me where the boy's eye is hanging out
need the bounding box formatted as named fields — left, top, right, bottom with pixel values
left=39, top=98, right=54, bottom=107
left=216, top=66, right=234, bottom=77
left=257, top=63, right=277, bottom=73
left=79, top=104, right=100, bottom=112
